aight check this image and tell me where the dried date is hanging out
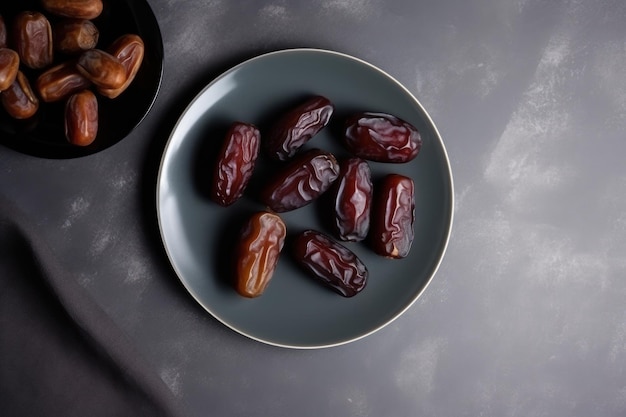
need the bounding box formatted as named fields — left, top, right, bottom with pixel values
left=293, top=230, right=368, bottom=297
left=98, top=34, right=144, bottom=99
left=0, top=15, right=7, bottom=49
left=211, top=122, right=261, bottom=207
left=77, top=49, right=126, bottom=90
left=12, top=11, right=53, bottom=70
left=265, top=95, right=334, bottom=161
left=332, top=157, right=372, bottom=242
left=260, top=148, right=340, bottom=212
left=1, top=70, right=39, bottom=119
left=41, top=0, right=104, bottom=20
left=36, top=60, right=92, bottom=102
left=65, top=89, right=98, bottom=146
left=369, top=174, right=415, bottom=259
left=0, top=48, right=19, bottom=92
left=235, top=211, right=287, bottom=298
left=53, top=18, right=99, bottom=55
left=344, top=112, right=422, bottom=163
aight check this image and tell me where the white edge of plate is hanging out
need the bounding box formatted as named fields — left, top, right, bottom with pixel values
left=155, top=47, right=455, bottom=350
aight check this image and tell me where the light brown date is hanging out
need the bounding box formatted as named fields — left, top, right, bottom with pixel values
left=0, top=15, right=7, bottom=49
left=12, top=11, right=53, bottom=70
left=369, top=174, right=415, bottom=259
left=293, top=230, right=368, bottom=297
left=1, top=70, right=39, bottom=119
left=98, top=34, right=144, bottom=99
left=344, top=112, right=422, bottom=163
left=53, top=18, right=99, bottom=55
left=265, top=95, right=334, bottom=161
left=260, top=149, right=340, bottom=212
left=235, top=211, right=287, bottom=298
left=36, top=60, right=92, bottom=102
left=0, top=48, right=19, bottom=92
left=332, top=157, right=372, bottom=242
left=77, top=49, right=126, bottom=90
left=65, top=89, right=98, bottom=146
left=41, top=0, right=104, bottom=20
left=211, top=122, right=261, bottom=207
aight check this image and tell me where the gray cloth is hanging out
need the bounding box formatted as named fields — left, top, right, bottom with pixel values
left=0, top=197, right=183, bottom=417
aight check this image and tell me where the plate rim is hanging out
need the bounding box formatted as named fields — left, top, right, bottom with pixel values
left=156, top=47, right=455, bottom=349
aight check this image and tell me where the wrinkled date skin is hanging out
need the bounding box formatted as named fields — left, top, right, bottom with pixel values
left=344, top=112, right=422, bottom=163
left=53, top=18, right=99, bottom=55
left=235, top=211, right=287, bottom=298
left=0, top=15, right=7, bottom=49
left=77, top=49, right=126, bottom=90
left=265, top=95, right=334, bottom=161
left=36, top=60, right=92, bottom=102
left=370, top=174, right=415, bottom=259
left=1, top=71, right=39, bottom=119
left=261, top=149, right=340, bottom=212
left=41, top=0, right=104, bottom=20
left=65, top=89, right=98, bottom=146
left=0, top=48, right=20, bottom=91
left=211, top=122, right=261, bottom=207
left=293, top=230, right=368, bottom=297
left=98, top=34, right=144, bottom=98
left=12, top=11, right=54, bottom=70
left=333, top=157, right=372, bottom=242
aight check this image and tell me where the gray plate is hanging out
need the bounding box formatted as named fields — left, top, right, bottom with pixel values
left=156, top=49, right=454, bottom=349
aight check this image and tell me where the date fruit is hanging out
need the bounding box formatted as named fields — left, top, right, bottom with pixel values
left=235, top=211, right=287, bottom=298
left=293, top=230, right=368, bottom=297
left=370, top=174, right=415, bottom=259
left=260, top=148, right=340, bottom=212
left=65, top=89, right=98, bottom=146
left=0, top=15, right=7, bottom=48
left=1, top=71, right=39, bottom=119
left=53, top=18, right=99, bottom=55
left=333, top=157, right=372, bottom=242
left=98, top=34, right=144, bottom=99
left=211, top=122, right=261, bottom=206
left=41, top=0, right=104, bottom=20
left=265, top=95, right=334, bottom=161
left=0, top=48, right=20, bottom=91
left=77, top=49, right=126, bottom=90
left=12, top=11, right=53, bottom=70
left=36, top=60, right=92, bottom=102
left=344, top=112, right=422, bottom=163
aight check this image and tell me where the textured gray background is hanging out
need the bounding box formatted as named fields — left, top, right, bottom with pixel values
left=2, top=0, right=626, bottom=416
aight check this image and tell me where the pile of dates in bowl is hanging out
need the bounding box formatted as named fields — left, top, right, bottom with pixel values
left=0, top=0, right=144, bottom=147
left=207, top=94, right=423, bottom=300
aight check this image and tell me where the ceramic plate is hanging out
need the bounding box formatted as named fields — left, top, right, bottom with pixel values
left=157, top=49, right=454, bottom=349
left=0, top=0, right=163, bottom=158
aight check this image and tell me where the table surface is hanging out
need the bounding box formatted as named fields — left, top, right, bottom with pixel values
left=2, top=0, right=626, bottom=415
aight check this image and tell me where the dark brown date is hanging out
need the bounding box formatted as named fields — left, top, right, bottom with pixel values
left=235, top=211, right=287, bottom=298
left=293, top=230, right=368, bottom=297
left=0, top=48, right=19, bottom=91
left=344, top=112, right=422, bottom=163
left=98, top=34, right=144, bottom=98
left=1, top=70, right=39, bottom=119
left=77, top=49, right=126, bottom=90
left=36, top=60, right=92, bottom=102
left=65, top=89, right=98, bottom=146
left=370, top=174, right=415, bottom=259
left=0, top=15, right=7, bottom=49
left=12, top=11, right=53, bottom=70
left=42, top=0, right=104, bottom=20
left=53, top=18, right=99, bottom=55
left=260, top=148, right=340, bottom=212
left=333, top=157, right=372, bottom=242
left=265, top=95, right=334, bottom=161
left=211, top=122, right=261, bottom=206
